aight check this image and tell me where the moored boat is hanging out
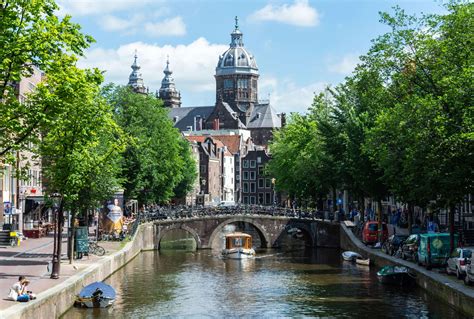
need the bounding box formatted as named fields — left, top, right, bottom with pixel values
left=222, top=232, right=255, bottom=259
left=355, top=257, right=371, bottom=266
left=75, top=282, right=116, bottom=308
left=342, top=251, right=362, bottom=261
left=377, top=265, right=415, bottom=286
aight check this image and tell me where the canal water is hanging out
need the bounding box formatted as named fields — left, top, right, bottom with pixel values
left=64, top=246, right=466, bottom=318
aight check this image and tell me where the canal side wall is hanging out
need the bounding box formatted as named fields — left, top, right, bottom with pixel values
left=1, top=223, right=157, bottom=319
left=340, top=224, right=474, bottom=317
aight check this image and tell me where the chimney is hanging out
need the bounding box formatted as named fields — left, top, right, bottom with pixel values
left=256, top=112, right=262, bottom=119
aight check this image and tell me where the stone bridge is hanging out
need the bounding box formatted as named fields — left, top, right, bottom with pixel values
left=153, top=215, right=340, bottom=249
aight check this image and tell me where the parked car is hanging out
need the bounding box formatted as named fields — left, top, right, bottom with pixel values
left=400, top=234, right=421, bottom=261
left=446, top=247, right=473, bottom=279
left=382, top=234, right=409, bottom=256
left=464, top=260, right=474, bottom=285
left=362, top=221, right=388, bottom=245
left=417, top=233, right=459, bottom=270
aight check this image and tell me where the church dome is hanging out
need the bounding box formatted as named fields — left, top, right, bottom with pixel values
left=216, top=17, right=258, bottom=77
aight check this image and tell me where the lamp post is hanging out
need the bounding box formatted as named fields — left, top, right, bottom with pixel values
left=50, top=193, right=62, bottom=279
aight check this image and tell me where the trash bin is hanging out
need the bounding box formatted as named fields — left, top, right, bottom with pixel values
left=75, top=226, right=89, bottom=258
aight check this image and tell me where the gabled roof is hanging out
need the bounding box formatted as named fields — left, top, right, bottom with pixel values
left=212, top=135, right=241, bottom=154
left=168, top=106, right=214, bottom=131
left=184, top=135, right=233, bottom=156
left=247, top=103, right=282, bottom=129
left=184, top=135, right=207, bottom=143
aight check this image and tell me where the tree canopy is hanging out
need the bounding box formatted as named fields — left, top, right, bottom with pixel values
left=268, top=2, right=473, bottom=221
left=105, top=85, right=197, bottom=204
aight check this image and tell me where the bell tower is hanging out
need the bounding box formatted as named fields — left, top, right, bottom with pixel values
left=158, top=57, right=181, bottom=108
left=215, top=17, right=259, bottom=125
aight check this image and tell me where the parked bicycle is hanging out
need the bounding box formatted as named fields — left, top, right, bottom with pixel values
left=88, top=241, right=106, bottom=256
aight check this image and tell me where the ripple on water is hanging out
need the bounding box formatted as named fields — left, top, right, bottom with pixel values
left=63, top=249, right=468, bottom=319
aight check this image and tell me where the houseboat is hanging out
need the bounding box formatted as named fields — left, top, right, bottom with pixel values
left=222, top=232, right=256, bottom=259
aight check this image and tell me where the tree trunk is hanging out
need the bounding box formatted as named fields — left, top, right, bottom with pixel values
left=332, top=187, right=337, bottom=213
left=449, top=202, right=456, bottom=254
left=377, top=198, right=383, bottom=242
left=67, top=209, right=76, bottom=263
left=57, top=200, right=65, bottom=271
left=408, top=203, right=413, bottom=234
left=359, top=196, right=365, bottom=223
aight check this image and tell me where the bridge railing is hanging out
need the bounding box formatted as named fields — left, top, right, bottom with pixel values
left=131, top=205, right=333, bottom=224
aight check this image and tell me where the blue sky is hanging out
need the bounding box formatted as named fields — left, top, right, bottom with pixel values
left=58, top=0, right=447, bottom=114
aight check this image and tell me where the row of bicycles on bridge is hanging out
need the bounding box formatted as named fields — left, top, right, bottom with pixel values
left=135, top=205, right=332, bottom=221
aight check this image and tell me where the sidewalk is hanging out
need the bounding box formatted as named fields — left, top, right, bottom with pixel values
left=0, top=232, right=121, bottom=311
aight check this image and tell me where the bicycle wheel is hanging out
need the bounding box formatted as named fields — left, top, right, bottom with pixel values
left=94, top=245, right=106, bottom=256
left=88, top=243, right=97, bottom=255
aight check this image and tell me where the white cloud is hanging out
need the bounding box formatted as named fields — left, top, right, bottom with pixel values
left=249, top=0, right=319, bottom=27
left=57, top=0, right=154, bottom=16
left=102, top=14, right=140, bottom=32
left=99, top=14, right=186, bottom=37
left=77, top=38, right=228, bottom=96
left=328, top=53, right=360, bottom=75
left=259, top=76, right=327, bottom=114
left=144, top=16, right=187, bottom=37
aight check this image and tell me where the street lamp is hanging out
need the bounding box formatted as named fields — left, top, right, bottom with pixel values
left=50, top=193, right=62, bottom=279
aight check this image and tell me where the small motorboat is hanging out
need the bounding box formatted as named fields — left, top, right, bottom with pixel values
left=75, top=282, right=116, bottom=308
left=355, top=257, right=370, bottom=266
left=222, top=232, right=255, bottom=259
left=342, top=251, right=362, bottom=261
left=377, top=265, right=415, bottom=286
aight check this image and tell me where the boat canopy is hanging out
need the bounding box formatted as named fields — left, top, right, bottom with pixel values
left=225, top=232, right=252, bottom=249
left=79, top=282, right=116, bottom=299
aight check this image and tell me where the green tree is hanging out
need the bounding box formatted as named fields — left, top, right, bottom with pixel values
left=364, top=3, right=473, bottom=248
left=33, top=66, right=126, bottom=262
left=106, top=85, right=196, bottom=204
left=0, top=0, right=93, bottom=160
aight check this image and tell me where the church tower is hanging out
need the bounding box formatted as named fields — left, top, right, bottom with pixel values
left=127, top=52, right=147, bottom=94
left=158, top=58, right=181, bottom=108
left=215, top=17, right=259, bottom=125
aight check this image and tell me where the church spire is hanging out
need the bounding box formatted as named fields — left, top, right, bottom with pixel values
left=230, top=16, right=243, bottom=47
left=127, top=50, right=147, bottom=94
left=158, top=57, right=181, bottom=108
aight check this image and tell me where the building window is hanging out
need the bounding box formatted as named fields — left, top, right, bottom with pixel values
left=243, top=196, right=249, bottom=204
left=265, top=193, right=271, bottom=204
left=258, top=178, right=264, bottom=188
left=258, top=165, right=264, bottom=175
left=243, top=160, right=249, bottom=168
left=243, top=171, right=249, bottom=180
left=200, top=165, right=206, bottom=173
left=224, top=79, right=233, bottom=88
left=250, top=196, right=256, bottom=204
left=243, top=182, right=249, bottom=193
left=257, top=156, right=262, bottom=163
left=250, top=160, right=256, bottom=168
left=238, top=79, right=248, bottom=89
left=250, top=182, right=256, bottom=193
left=258, top=193, right=264, bottom=204
left=265, top=178, right=271, bottom=188
left=250, top=171, right=256, bottom=180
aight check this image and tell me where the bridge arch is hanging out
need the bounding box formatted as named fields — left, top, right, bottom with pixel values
left=279, top=221, right=315, bottom=247
left=157, top=224, right=202, bottom=250
left=208, top=217, right=272, bottom=249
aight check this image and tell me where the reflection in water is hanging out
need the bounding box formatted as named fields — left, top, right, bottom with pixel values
left=63, top=248, right=466, bottom=319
